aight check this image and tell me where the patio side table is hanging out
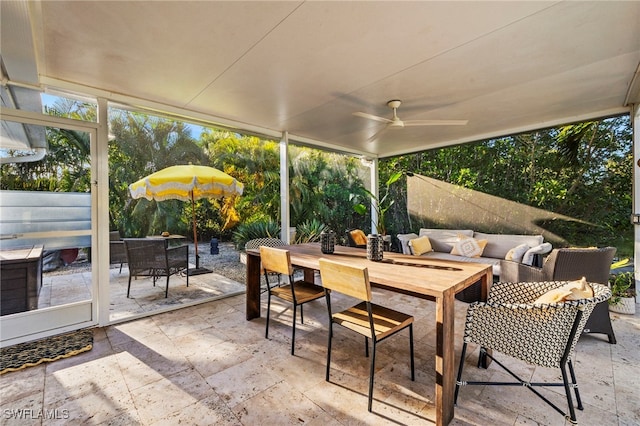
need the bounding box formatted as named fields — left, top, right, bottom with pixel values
left=0, top=245, right=43, bottom=316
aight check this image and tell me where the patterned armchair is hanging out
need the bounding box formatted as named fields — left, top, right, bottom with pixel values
left=454, top=280, right=611, bottom=424
left=245, top=238, right=287, bottom=290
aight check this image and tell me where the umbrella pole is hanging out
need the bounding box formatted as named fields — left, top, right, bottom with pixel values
left=187, top=191, right=212, bottom=275
left=192, top=191, right=199, bottom=268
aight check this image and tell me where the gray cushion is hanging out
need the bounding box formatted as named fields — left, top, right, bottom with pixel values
left=473, top=232, right=544, bottom=259
left=396, top=233, right=419, bottom=255
left=418, top=229, right=474, bottom=253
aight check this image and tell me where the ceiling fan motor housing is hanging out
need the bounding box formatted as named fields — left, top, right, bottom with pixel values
left=387, top=100, right=402, bottom=109
left=387, top=100, right=404, bottom=127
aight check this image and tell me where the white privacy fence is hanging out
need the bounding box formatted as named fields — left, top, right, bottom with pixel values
left=0, top=190, right=91, bottom=251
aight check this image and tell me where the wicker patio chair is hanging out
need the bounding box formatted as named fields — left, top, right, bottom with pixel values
left=123, top=238, right=189, bottom=298
left=500, top=247, right=617, bottom=343
left=319, top=257, right=415, bottom=412
left=245, top=238, right=287, bottom=291
left=109, top=231, right=127, bottom=273
left=245, top=238, right=286, bottom=250
left=454, top=280, right=611, bottom=424
left=260, top=246, right=325, bottom=355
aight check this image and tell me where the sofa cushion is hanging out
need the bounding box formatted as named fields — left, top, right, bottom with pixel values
left=473, top=232, right=544, bottom=259
left=409, top=236, right=433, bottom=255
left=522, top=242, right=553, bottom=265
left=505, top=243, right=530, bottom=262
left=450, top=236, right=487, bottom=258
left=419, top=229, right=474, bottom=252
left=397, top=233, right=419, bottom=255
left=349, top=229, right=368, bottom=246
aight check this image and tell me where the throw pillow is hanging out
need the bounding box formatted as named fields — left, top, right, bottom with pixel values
left=533, top=277, right=593, bottom=304
left=450, top=235, right=488, bottom=258
left=504, top=243, right=530, bottom=262
left=397, top=233, right=419, bottom=255
left=409, top=236, right=433, bottom=255
left=349, top=229, right=368, bottom=246
left=522, top=242, right=553, bottom=265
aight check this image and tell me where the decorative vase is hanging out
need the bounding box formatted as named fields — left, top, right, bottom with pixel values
left=320, top=230, right=336, bottom=254
left=367, top=234, right=384, bottom=261
left=609, top=297, right=636, bottom=315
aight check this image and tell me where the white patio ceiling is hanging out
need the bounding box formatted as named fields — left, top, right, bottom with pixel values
left=2, top=1, right=639, bottom=158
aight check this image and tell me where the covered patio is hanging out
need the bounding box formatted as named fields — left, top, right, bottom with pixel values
left=1, top=1, right=640, bottom=424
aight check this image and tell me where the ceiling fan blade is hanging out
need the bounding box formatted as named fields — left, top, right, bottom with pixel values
left=366, top=126, right=388, bottom=143
left=353, top=111, right=393, bottom=124
left=403, top=119, right=468, bottom=126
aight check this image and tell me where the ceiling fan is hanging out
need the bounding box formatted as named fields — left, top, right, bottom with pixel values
left=353, top=100, right=468, bottom=142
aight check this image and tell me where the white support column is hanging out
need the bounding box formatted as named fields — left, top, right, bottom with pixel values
left=96, top=97, right=110, bottom=326
left=633, top=104, right=640, bottom=287
left=370, top=158, right=379, bottom=235
left=280, top=132, right=291, bottom=244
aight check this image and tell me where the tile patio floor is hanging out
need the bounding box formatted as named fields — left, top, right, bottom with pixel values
left=1, top=278, right=638, bottom=425
left=38, top=264, right=245, bottom=323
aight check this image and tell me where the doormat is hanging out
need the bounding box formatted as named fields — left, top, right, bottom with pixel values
left=0, top=329, right=93, bottom=374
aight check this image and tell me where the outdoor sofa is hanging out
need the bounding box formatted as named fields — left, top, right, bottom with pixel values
left=397, top=229, right=552, bottom=280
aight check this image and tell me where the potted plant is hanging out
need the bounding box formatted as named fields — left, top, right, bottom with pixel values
left=608, top=271, right=636, bottom=315
left=353, top=171, right=402, bottom=237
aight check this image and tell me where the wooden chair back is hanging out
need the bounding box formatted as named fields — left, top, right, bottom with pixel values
left=319, top=258, right=371, bottom=301
left=259, top=246, right=293, bottom=276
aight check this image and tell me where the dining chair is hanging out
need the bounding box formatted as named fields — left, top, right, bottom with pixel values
left=260, top=246, right=325, bottom=355
left=123, top=238, right=189, bottom=298
left=318, top=258, right=415, bottom=412
left=109, top=230, right=127, bottom=273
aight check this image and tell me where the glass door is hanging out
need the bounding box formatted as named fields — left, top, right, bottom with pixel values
left=0, top=109, right=99, bottom=346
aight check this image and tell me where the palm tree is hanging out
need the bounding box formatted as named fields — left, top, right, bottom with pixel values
left=109, top=109, right=207, bottom=237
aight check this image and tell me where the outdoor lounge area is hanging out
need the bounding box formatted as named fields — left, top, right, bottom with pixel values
left=2, top=2, right=640, bottom=425
left=1, top=276, right=638, bottom=425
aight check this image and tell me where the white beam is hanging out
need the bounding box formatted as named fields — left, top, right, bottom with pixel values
left=280, top=132, right=291, bottom=244
left=96, top=97, right=110, bottom=327
left=633, top=104, right=640, bottom=287
left=370, top=159, right=379, bottom=235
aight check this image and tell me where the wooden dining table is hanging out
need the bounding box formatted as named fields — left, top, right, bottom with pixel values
left=244, top=243, right=493, bottom=426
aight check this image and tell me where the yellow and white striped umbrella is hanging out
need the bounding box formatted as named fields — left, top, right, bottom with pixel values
left=129, top=164, right=243, bottom=202
left=128, top=165, right=243, bottom=271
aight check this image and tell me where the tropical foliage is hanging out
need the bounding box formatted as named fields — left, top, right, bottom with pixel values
left=108, top=108, right=209, bottom=238
left=204, top=130, right=367, bottom=239
left=353, top=171, right=402, bottom=235
left=293, top=219, right=329, bottom=244
left=1, top=102, right=94, bottom=192
left=380, top=115, right=633, bottom=255
left=609, top=271, right=636, bottom=305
